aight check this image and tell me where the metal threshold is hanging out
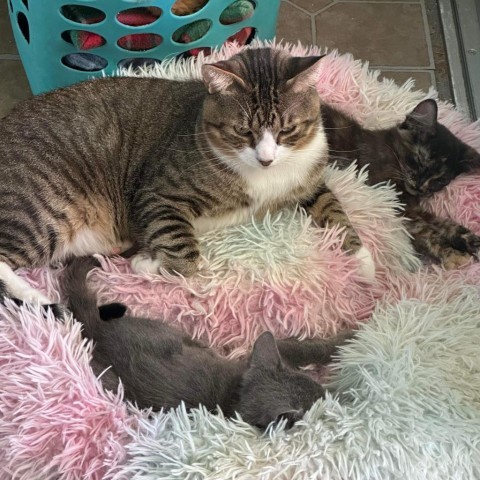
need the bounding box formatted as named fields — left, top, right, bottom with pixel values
left=439, top=0, right=480, bottom=120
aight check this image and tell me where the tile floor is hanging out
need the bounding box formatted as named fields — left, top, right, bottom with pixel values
left=0, top=0, right=450, bottom=118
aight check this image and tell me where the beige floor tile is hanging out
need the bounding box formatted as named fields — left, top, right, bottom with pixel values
left=277, top=2, right=313, bottom=45
left=0, top=0, right=19, bottom=54
left=315, top=3, right=430, bottom=66
left=288, top=0, right=333, bottom=13
left=349, top=0, right=420, bottom=2
left=0, top=61, right=32, bottom=118
left=379, top=70, right=433, bottom=92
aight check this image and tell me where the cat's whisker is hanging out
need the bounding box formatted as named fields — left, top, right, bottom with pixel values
left=321, top=125, right=356, bottom=131
left=231, top=97, right=252, bottom=121
left=176, top=131, right=211, bottom=137
left=328, top=148, right=360, bottom=154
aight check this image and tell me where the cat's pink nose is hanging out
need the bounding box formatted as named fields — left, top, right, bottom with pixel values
left=259, top=159, right=273, bottom=167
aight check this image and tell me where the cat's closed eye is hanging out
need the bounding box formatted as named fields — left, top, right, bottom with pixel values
left=280, top=125, right=296, bottom=134
left=234, top=125, right=252, bottom=137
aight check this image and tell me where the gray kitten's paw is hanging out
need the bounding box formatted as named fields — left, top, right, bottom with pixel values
left=354, top=246, right=376, bottom=281
left=131, top=252, right=199, bottom=277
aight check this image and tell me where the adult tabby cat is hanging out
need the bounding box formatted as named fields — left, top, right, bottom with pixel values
left=0, top=47, right=371, bottom=305
left=61, top=256, right=352, bottom=430
left=322, top=99, right=480, bottom=268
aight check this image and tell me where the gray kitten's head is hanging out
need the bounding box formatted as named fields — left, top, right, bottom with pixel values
left=397, top=99, right=480, bottom=196
left=237, top=332, right=325, bottom=430
left=200, top=48, right=325, bottom=171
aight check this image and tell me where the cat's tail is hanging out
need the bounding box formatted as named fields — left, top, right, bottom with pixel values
left=62, top=256, right=105, bottom=339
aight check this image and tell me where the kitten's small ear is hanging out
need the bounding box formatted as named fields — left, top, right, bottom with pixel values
left=285, top=55, right=326, bottom=93
left=250, top=331, right=283, bottom=369
left=402, top=99, right=438, bottom=134
left=201, top=62, right=247, bottom=94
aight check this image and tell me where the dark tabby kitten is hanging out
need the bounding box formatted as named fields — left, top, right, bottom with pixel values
left=0, top=47, right=372, bottom=305
left=322, top=99, right=480, bottom=268
left=62, top=256, right=352, bottom=430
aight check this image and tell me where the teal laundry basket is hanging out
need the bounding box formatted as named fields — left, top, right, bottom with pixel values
left=8, top=0, right=280, bottom=95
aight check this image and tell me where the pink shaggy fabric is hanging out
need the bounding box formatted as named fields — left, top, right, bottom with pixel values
left=0, top=303, right=138, bottom=480
left=1, top=42, right=479, bottom=478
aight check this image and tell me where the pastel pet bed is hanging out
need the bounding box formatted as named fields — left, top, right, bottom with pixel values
left=1, top=41, right=480, bottom=480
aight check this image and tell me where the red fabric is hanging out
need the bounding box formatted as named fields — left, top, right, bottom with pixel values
left=187, top=27, right=253, bottom=57
left=73, top=11, right=252, bottom=57
left=74, top=11, right=161, bottom=51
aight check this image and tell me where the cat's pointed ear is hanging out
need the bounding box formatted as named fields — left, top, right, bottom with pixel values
left=201, top=61, right=247, bottom=94
left=285, top=55, right=326, bottom=93
left=402, top=99, right=438, bottom=134
left=249, top=331, right=283, bottom=369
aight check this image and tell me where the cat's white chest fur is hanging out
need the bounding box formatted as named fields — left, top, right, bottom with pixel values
left=242, top=129, right=328, bottom=208
left=193, top=128, right=329, bottom=234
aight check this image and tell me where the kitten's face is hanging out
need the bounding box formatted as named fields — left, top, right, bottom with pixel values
left=201, top=49, right=323, bottom=170
left=398, top=100, right=480, bottom=196
left=237, top=332, right=324, bottom=430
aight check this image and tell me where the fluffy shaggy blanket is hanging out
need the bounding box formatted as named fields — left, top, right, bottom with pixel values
left=1, top=41, right=480, bottom=479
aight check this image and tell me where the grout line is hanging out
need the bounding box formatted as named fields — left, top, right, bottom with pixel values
left=419, top=0, right=436, bottom=70
left=311, top=12, right=316, bottom=45
left=314, top=2, right=337, bottom=15
left=0, top=54, right=21, bottom=60
left=428, top=70, right=437, bottom=90
left=281, top=0, right=315, bottom=16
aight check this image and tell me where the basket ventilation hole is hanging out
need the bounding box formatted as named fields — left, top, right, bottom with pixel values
left=61, top=53, right=108, bottom=72
left=21, top=0, right=28, bottom=9
left=116, top=7, right=162, bottom=26
left=60, top=5, right=106, bottom=24
left=61, top=30, right=106, bottom=49
left=8, top=0, right=13, bottom=12
left=172, top=19, right=212, bottom=44
left=171, top=0, right=208, bottom=16
left=117, top=33, right=162, bottom=52
left=17, top=12, right=30, bottom=43
left=220, top=0, right=255, bottom=25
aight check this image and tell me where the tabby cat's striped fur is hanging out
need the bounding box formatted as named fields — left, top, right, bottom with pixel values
left=0, top=48, right=370, bottom=304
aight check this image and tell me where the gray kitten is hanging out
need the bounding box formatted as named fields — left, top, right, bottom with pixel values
left=61, top=256, right=352, bottom=430
left=0, top=47, right=373, bottom=305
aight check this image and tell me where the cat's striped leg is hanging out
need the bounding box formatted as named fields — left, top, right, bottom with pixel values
left=304, top=184, right=375, bottom=281
left=130, top=202, right=200, bottom=277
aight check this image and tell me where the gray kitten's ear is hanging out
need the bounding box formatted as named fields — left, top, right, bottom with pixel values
left=201, top=61, right=247, bottom=94
left=285, top=55, right=326, bottom=93
left=403, top=99, right=438, bottom=134
left=249, top=331, right=283, bottom=369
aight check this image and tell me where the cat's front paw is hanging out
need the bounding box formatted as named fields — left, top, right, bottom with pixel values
left=441, top=249, right=472, bottom=270
left=354, top=246, right=376, bottom=282
left=13, top=288, right=52, bottom=306
left=131, top=252, right=199, bottom=277
left=131, top=254, right=163, bottom=275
